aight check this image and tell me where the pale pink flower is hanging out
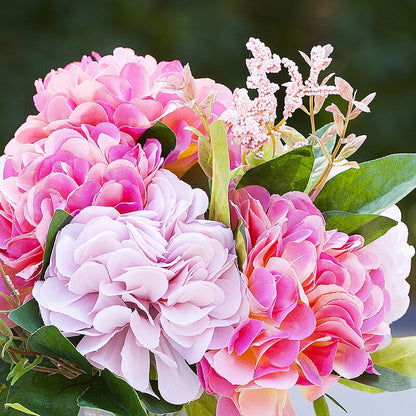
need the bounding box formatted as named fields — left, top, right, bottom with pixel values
left=360, top=205, right=414, bottom=326
left=0, top=123, right=162, bottom=282
left=199, top=187, right=395, bottom=415
left=33, top=169, right=248, bottom=404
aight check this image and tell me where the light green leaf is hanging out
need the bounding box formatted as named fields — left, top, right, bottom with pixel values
left=325, top=394, right=347, bottom=413
left=0, top=318, right=13, bottom=338
left=8, top=299, right=44, bottom=334
left=233, top=220, right=247, bottom=271
left=237, top=146, right=314, bottom=195
left=185, top=392, right=217, bottom=416
left=40, top=209, right=73, bottom=280
left=4, top=403, right=40, bottom=415
left=197, top=134, right=213, bottom=178
left=28, top=325, right=93, bottom=375
left=323, top=211, right=397, bottom=245
left=78, top=369, right=146, bottom=416
left=339, top=378, right=384, bottom=394
left=208, top=120, right=230, bottom=227
left=371, top=336, right=416, bottom=380
left=341, top=364, right=416, bottom=393
left=137, top=121, right=177, bottom=159
left=314, top=154, right=416, bottom=214
left=313, top=396, right=330, bottom=416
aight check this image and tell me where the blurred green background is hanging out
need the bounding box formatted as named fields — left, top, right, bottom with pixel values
left=1, top=0, right=416, bottom=302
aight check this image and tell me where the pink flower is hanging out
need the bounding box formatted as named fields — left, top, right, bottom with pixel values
left=9, top=47, right=236, bottom=176
left=33, top=169, right=248, bottom=404
left=198, top=187, right=396, bottom=415
left=0, top=123, right=162, bottom=281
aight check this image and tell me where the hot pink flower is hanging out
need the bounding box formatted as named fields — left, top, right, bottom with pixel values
left=0, top=123, right=162, bottom=282
left=9, top=47, right=237, bottom=175
left=198, top=187, right=397, bottom=415
left=33, top=169, right=248, bottom=404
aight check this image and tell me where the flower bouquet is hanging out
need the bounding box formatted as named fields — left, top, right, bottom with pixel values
left=0, top=38, right=415, bottom=416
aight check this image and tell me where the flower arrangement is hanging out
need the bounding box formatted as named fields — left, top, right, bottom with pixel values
left=0, top=38, right=415, bottom=416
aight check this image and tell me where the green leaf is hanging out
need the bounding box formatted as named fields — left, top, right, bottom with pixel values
left=310, top=123, right=336, bottom=159
left=137, top=379, right=183, bottom=414
left=314, top=154, right=416, bottom=214
left=237, top=146, right=314, bottom=195
left=371, top=336, right=416, bottom=380
left=325, top=394, right=347, bottom=413
left=78, top=369, right=146, bottom=416
left=4, top=403, right=40, bottom=415
left=8, top=299, right=44, bottom=334
left=343, top=364, right=416, bottom=392
left=313, top=395, right=330, bottom=416
left=208, top=120, right=231, bottom=227
left=233, top=220, right=247, bottom=271
left=197, top=135, right=213, bottom=178
left=185, top=392, right=217, bottom=416
left=137, top=121, right=177, bottom=159
left=323, top=211, right=397, bottom=245
left=40, top=209, right=73, bottom=280
left=4, top=372, right=90, bottom=416
left=339, top=378, right=384, bottom=394
left=28, top=326, right=93, bottom=375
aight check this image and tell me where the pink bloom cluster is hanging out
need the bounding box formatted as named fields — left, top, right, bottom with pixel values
left=282, top=45, right=338, bottom=119
left=33, top=170, right=248, bottom=404
left=198, top=187, right=404, bottom=416
left=0, top=48, right=234, bottom=286
left=222, top=38, right=281, bottom=153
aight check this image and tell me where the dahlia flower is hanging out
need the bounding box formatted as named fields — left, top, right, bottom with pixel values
left=198, top=186, right=408, bottom=416
left=33, top=169, right=248, bottom=404
left=0, top=124, right=162, bottom=281
left=12, top=47, right=236, bottom=172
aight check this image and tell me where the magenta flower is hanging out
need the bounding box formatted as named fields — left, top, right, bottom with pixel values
left=0, top=123, right=162, bottom=281
left=10, top=47, right=235, bottom=174
left=33, top=169, right=248, bottom=404
left=198, top=187, right=401, bottom=415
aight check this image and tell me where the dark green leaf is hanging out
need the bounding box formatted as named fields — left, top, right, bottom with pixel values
left=313, top=395, right=330, bottom=416
left=325, top=394, right=347, bottom=413
left=185, top=392, right=217, bottom=416
left=346, top=364, right=416, bottom=392
left=137, top=379, right=183, bottom=414
left=8, top=299, right=44, bottom=334
left=40, top=209, right=73, bottom=280
left=4, top=371, right=90, bottom=416
left=208, top=120, right=231, bottom=227
left=314, top=154, right=416, bottom=214
left=28, top=326, right=93, bottom=375
left=78, top=369, right=146, bottom=416
left=323, top=211, right=397, bottom=245
left=237, top=146, right=314, bottom=194
left=137, top=121, right=177, bottom=159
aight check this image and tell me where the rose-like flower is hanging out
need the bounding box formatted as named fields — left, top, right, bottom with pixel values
left=198, top=187, right=403, bottom=415
left=8, top=47, right=238, bottom=175
left=33, top=170, right=248, bottom=404
left=0, top=123, right=162, bottom=282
